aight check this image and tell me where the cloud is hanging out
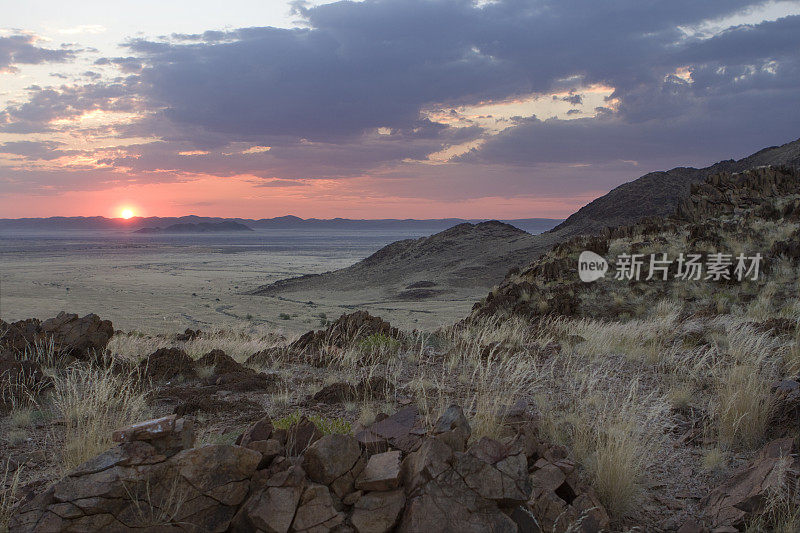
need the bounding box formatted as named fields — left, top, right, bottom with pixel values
left=1, top=0, right=799, bottom=213
left=0, top=140, right=74, bottom=160
left=0, top=33, right=75, bottom=73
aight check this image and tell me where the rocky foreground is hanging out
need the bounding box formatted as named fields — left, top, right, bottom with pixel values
left=2, top=307, right=799, bottom=532
left=9, top=402, right=798, bottom=533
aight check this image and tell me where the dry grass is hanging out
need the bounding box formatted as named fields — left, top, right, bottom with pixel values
left=122, top=473, right=189, bottom=528
left=51, top=365, right=151, bottom=472
left=0, top=463, right=22, bottom=533
left=715, top=363, right=776, bottom=450
left=107, top=324, right=286, bottom=364
left=701, top=447, right=728, bottom=473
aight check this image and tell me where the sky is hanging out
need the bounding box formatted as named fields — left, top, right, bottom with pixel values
left=1, top=0, right=799, bottom=219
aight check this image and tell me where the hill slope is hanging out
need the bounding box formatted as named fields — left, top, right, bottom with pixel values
left=253, top=221, right=552, bottom=297
left=471, top=165, right=800, bottom=321
left=552, top=137, right=800, bottom=237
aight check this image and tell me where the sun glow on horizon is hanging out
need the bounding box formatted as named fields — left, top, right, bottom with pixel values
left=120, top=208, right=135, bottom=219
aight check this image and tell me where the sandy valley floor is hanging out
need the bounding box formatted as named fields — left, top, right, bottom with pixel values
left=0, top=230, right=480, bottom=334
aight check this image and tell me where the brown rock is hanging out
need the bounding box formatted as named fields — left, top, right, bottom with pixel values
left=139, top=347, right=195, bottom=381
left=342, top=490, right=363, bottom=506
left=701, top=437, right=799, bottom=528
left=196, top=348, right=246, bottom=376
left=238, top=414, right=274, bottom=446
left=401, top=437, right=453, bottom=493
left=39, top=312, right=114, bottom=360
left=112, top=414, right=194, bottom=457
left=0, top=318, right=41, bottom=353
left=286, top=416, right=323, bottom=456
left=233, top=465, right=306, bottom=533
left=11, top=442, right=259, bottom=532
left=246, top=439, right=283, bottom=469
left=303, top=434, right=363, bottom=497
left=291, top=483, right=345, bottom=532
left=433, top=404, right=472, bottom=452
left=677, top=519, right=710, bottom=533
left=0, top=358, right=48, bottom=408
left=457, top=438, right=529, bottom=506
left=356, top=405, right=424, bottom=454
left=356, top=450, right=402, bottom=491
left=351, top=489, right=405, bottom=533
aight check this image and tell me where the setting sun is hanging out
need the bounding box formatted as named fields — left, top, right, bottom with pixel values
left=120, top=208, right=135, bottom=219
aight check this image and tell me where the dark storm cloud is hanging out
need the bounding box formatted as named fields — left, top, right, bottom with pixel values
left=112, top=1, right=794, bottom=151
left=462, top=14, right=800, bottom=168
left=0, top=34, right=74, bottom=72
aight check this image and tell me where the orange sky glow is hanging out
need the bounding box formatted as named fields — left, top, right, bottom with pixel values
left=0, top=173, right=601, bottom=219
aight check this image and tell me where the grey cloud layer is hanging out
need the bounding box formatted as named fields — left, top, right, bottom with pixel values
left=0, top=34, right=74, bottom=72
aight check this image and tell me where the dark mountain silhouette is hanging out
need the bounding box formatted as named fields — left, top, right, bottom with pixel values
left=134, top=221, right=254, bottom=234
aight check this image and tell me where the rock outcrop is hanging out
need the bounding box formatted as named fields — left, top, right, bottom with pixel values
left=11, top=405, right=610, bottom=532
left=0, top=312, right=114, bottom=361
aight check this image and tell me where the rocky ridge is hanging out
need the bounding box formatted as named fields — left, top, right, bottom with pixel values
left=10, top=405, right=611, bottom=533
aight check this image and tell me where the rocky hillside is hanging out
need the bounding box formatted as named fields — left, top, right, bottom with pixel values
left=551, top=136, right=800, bottom=237
left=471, top=165, right=800, bottom=321
left=252, top=221, right=559, bottom=297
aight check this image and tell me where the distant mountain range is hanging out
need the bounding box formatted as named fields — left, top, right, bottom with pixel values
left=134, top=221, right=254, bottom=234
left=0, top=215, right=561, bottom=235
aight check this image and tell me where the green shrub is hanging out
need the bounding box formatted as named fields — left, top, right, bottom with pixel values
left=272, top=411, right=351, bottom=435
left=357, top=333, right=401, bottom=353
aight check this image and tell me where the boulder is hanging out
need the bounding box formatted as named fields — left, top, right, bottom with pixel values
left=291, top=311, right=400, bottom=355
left=39, top=312, right=114, bottom=360
left=303, top=434, right=364, bottom=497
left=351, top=489, right=406, bottom=533
left=0, top=318, right=41, bottom=353
left=246, top=439, right=284, bottom=469
left=139, top=347, right=195, bottom=381
left=523, top=455, right=609, bottom=533
left=456, top=437, right=530, bottom=506
left=286, top=416, right=323, bottom=456
left=356, top=405, right=425, bottom=454
left=112, top=414, right=194, bottom=457
left=398, top=437, right=519, bottom=532
left=10, top=430, right=259, bottom=532
left=0, top=358, right=47, bottom=409
left=291, top=483, right=345, bottom=532
left=433, top=404, right=472, bottom=452
left=238, top=415, right=274, bottom=446
left=196, top=349, right=245, bottom=376
left=232, top=465, right=306, bottom=533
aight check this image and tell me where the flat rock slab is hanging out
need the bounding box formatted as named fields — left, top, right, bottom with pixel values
left=357, top=450, right=402, bottom=491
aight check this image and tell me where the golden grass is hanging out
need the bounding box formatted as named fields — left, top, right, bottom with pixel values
left=51, top=365, right=151, bottom=472
left=715, top=363, right=776, bottom=450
